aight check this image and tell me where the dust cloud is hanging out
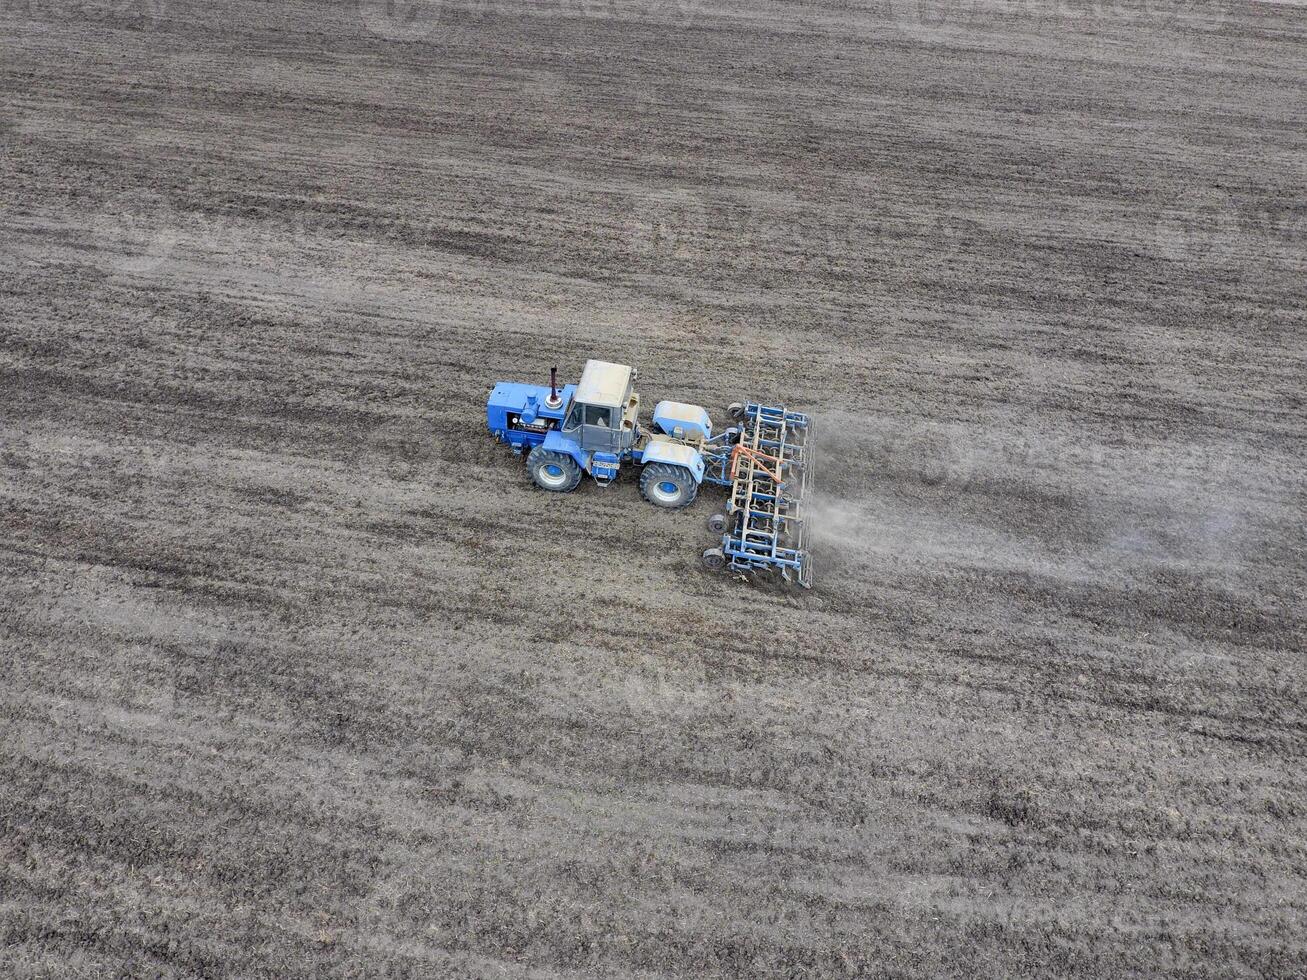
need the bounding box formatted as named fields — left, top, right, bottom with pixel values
left=804, top=415, right=1283, bottom=587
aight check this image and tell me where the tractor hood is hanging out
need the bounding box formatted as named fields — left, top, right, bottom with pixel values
left=487, top=381, right=575, bottom=437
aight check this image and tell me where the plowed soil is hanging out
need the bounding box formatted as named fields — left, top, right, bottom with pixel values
left=2, top=0, right=1306, bottom=976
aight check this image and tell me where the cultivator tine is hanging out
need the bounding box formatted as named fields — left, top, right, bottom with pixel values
left=797, top=414, right=813, bottom=589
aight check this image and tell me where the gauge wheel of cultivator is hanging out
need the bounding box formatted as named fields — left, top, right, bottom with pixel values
left=527, top=445, right=582, bottom=493
left=640, top=463, right=698, bottom=509
left=701, top=548, right=725, bottom=571
left=707, top=513, right=727, bottom=534
left=727, top=402, right=745, bottom=420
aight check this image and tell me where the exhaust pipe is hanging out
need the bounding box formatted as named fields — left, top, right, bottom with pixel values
left=545, top=366, right=562, bottom=408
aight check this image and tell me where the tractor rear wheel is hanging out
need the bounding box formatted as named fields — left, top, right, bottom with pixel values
left=527, top=445, right=582, bottom=493
left=640, top=463, right=698, bottom=509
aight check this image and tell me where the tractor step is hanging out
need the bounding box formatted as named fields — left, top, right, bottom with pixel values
left=591, top=451, right=620, bottom=486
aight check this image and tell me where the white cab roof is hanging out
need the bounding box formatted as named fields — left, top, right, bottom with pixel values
left=574, top=360, right=633, bottom=408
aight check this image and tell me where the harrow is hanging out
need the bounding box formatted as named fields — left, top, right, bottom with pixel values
left=701, top=403, right=814, bottom=587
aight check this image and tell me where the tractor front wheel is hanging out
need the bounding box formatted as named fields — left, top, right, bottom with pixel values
left=527, top=445, right=582, bottom=493
left=640, top=462, right=698, bottom=509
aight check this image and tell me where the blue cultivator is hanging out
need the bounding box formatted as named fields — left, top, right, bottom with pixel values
left=487, top=360, right=814, bottom=588
left=705, top=403, right=814, bottom=588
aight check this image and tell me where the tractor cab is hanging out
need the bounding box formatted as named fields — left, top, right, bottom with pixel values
left=562, top=360, right=640, bottom=455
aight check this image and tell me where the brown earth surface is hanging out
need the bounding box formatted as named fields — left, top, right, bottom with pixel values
left=2, top=0, right=1306, bottom=975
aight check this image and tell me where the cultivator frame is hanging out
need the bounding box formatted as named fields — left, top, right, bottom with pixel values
left=703, top=402, right=814, bottom=588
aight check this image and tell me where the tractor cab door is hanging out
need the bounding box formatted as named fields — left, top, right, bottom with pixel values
left=579, top=403, right=620, bottom=453
left=562, top=402, right=583, bottom=439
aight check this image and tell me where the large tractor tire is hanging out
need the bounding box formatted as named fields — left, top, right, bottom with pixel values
left=640, top=462, right=698, bottom=509
left=527, top=445, right=582, bottom=493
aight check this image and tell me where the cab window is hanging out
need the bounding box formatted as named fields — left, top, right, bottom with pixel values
left=584, top=406, right=612, bottom=427
left=564, top=405, right=581, bottom=429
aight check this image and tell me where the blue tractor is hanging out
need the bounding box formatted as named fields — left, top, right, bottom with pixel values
left=487, top=360, right=815, bottom=586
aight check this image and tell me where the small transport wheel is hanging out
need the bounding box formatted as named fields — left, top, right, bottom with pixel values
left=707, top=513, right=727, bottom=534
left=639, top=462, right=698, bottom=509
left=727, top=402, right=745, bottom=420
left=527, top=444, right=582, bottom=493
left=701, top=547, right=725, bottom=570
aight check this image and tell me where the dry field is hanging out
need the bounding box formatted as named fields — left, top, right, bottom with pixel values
left=2, top=0, right=1306, bottom=975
